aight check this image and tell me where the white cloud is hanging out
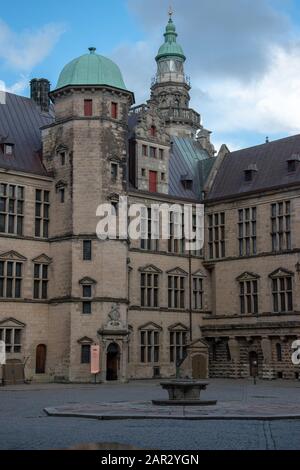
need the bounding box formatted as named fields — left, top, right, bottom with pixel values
left=0, top=19, right=66, bottom=71
left=196, top=44, right=300, bottom=136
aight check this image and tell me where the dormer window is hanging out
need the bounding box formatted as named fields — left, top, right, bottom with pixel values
left=2, top=143, right=14, bottom=156
left=181, top=174, right=193, bottom=190
left=287, top=154, right=300, bottom=173
left=244, top=164, right=258, bottom=182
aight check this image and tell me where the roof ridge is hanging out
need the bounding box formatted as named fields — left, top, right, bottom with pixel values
left=230, top=133, right=300, bottom=155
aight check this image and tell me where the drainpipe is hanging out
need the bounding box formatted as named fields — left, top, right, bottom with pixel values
left=189, top=251, right=192, bottom=342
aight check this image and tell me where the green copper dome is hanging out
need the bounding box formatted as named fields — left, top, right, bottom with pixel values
left=156, top=18, right=186, bottom=62
left=55, top=47, right=127, bottom=91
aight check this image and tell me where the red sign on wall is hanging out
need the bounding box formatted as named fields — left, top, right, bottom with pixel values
left=91, top=345, right=100, bottom=374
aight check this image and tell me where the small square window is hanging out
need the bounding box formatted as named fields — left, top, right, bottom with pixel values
left=4, top=144, right=14, bottom=155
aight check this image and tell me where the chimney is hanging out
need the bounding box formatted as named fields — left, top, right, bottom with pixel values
left=30, top=78, right=50, bottom=112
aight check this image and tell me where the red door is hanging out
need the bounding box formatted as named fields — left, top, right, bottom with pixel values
left=149, top=171, right=157, bottom=193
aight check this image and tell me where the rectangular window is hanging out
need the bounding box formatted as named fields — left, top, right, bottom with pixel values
left=83, top=240, right=92, bottom=261
left=111, top=102, right=118, bottom=119
left=60, top=152, right=66, bottom=165
left=84, top=99, right=93, bottom=117
left=4, top=144, right=14, bottom=155
left=168, top=275, right=185, bottom=309
left=59, top=188, right=65, bottom=203
left=140, top=330, right=159, bottom=363
left=149, top=171, right=157, bottom=193
left=0, top=327, right=22, bottom=353
left=142, top=145, right=148, bottom=157
left=239, top=279, right=258, bottom=314
left=238, top=207, right=257, bottom=256
left=170, top=331, right=187, bottom=363
left=81, top=344, right=91, bottom=364
left=111, top=163, right=118, bottom=181
left=35, top=189, right=50, bottom=238
left=82, top=301, right=92, bottom=314
left=272, top=276, right=293, bottom=313
left=149, top=147, right=156, bottom=159
left=208, top=212, right=225, bottom=259
left=168, top=211, right=185, bottom=254
left=193, top=277, right=203, bottom=310
left=140, top=207, right=159, bottom=251
left=271, top=201, right=291, bottom=252
left=0, top=183, right=24, bottom=236
left=159, top=149, right=164, bottom=160
left=141, top=272, right=159, bottom=308
left=0, top=261, right=22, bottom=299
left=33, top=263, right=48, bottom=299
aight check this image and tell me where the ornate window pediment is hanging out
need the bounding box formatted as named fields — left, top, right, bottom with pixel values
left=192, top=269, right=206, bottom=278
left=77, top=336, right=93, bottom=344
left=56, top=144, right=68, bottom=153
left=32, top=254, right=52, bottom=264
left=138, top=264, right=162, bottom=274
left=79, top=277, right=97, bottom=285
left=269, top=268, right=294, bottom=279
left=167, top=267, right=188, bottom=276
left=109, top=155, right=122, bottom=163
left=168, top=322, right=189, bottom=331
left=236, top=272, right=260, bottom=282
left=55, top=180, right=68, bottom=190
left=107, top=193, right=120, bottom=202
left=139, top=321, right=162, bottom=331
left=0, top=317, right=26, bottom=328
left=0, top=250, right=27, bottom=261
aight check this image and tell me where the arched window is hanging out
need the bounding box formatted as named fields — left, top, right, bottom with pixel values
left=276, top=343, right=282, bottom=362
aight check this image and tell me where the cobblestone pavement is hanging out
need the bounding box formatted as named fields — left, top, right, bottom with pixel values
left=1, top=379, right=300, bottom=450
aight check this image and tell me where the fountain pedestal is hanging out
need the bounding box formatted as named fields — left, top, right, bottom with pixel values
left=152, top=380, right=217, bottom=406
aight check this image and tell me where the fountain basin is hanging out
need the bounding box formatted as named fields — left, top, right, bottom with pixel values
left=152, top=380, right=217, bottom=406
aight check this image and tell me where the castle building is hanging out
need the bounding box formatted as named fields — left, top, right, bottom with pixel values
left=0, top=14, right=299, bottom=384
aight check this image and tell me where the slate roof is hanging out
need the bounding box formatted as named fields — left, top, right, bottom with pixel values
left=0, top=92, right=53, bottom=176
left=207, top=134, right=300, bottom=201
left=169, top=136, right=215, bottom=200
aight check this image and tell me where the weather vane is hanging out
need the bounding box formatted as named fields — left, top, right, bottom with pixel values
left=168, top=4, right=173, bottom=19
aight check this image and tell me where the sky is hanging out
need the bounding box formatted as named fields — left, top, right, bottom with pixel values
left=1, top=0, right=300, bottom=152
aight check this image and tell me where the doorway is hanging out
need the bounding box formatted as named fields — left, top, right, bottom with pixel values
left=249, top=351, right=259, bottom=377
left=106, top=343, right=120, bottom=381
left=192, top=354, right=208, bottom=379
left=35, top=344, right=47, bottom=374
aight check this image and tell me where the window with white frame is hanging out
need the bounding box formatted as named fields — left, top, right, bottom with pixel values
left=238, top=275, right=258, bottom=314
left=141, top=271, right=159, bottom=307
left=0, top=183, right=24, bottom=235
left=168, top=274, right=185, bottom=309
left=140, top=206, right=159, bottom=251
left=271, top=201, right=291, bottom=252
left=170, top=329, right=188, bottom=363
left=238, top=207, right=257, bottom=256
left=33, top=264, right=48, bottom=299
left=35, top=189, right=50, bottom=238
left=0, top=327, right=22, bottom=353
left=271, top=271, right=293, bottom=313
left=192, top=277, right=204, bottom=310
left=0, top=260, right=22, bottom=298
left=140, top=329, right=160, bottom=363
left=208, top=212, right=225, bottom=259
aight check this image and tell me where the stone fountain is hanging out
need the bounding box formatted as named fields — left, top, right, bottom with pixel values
left=152, top=354, right=217, bottom=406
